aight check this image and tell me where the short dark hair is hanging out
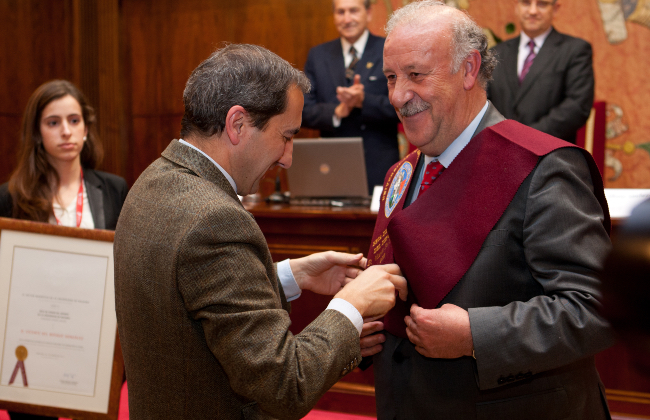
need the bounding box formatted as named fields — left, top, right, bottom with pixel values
left=180, top=44, right=310, bottom=138
left=332, top=0, right=371, bottom=10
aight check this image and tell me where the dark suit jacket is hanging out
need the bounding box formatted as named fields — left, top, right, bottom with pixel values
left=0, top=169, right=127, bottom=230
left=374, top=104, right=613, bottom=420
left=114, top=140, right=361, bottom=419
left=302, top=33, right=400, bottom=192
left=487, top=28, right=594, bottom=143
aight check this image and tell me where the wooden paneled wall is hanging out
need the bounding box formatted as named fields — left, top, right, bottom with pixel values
left=122, top=0, right=339, bottom=185
left=0, top=0, right=123, bottom=183
left=0, top=0, right=339, bottom=186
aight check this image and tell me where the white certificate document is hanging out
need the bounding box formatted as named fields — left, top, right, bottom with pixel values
left=0, top=229, right=116, bottom=413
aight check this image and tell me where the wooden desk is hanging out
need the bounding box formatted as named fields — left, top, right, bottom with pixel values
left=246, top=203, right=649, bottom=418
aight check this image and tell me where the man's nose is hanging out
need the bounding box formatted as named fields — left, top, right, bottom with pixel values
left=277, top=141, right=293, bottom=169
left=389, top=78, right=414, bottom=109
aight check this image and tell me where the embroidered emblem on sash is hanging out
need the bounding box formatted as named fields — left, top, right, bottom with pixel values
left=384, top=161, right=413, bottom=218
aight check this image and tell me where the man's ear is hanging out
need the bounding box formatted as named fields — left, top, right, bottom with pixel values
left=552, top=1, right=561, bottom=16
left=224, top=105, right=247, bottom=146
left=462, top=50, right=481, bottom=91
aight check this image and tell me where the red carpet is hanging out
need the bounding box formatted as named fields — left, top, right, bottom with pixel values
left=0, top=382, right=376, bottom=419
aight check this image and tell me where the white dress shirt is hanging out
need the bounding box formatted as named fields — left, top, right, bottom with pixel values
left=50, top=183, right=94, bottom=229
left=517, top=27, right=552, bottom=77
left=333, top=29, right=371, bottom=128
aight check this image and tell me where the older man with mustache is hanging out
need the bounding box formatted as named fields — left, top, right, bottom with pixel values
left=361, top=2, right=614, bottom=419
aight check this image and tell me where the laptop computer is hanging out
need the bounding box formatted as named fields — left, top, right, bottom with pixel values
left=286, top=137, right=370, bottom=206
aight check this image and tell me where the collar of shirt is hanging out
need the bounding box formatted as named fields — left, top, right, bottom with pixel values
left=410, top=101, right=489, bottom=203
left=341, top=29, right=369, bottom=68
left=517, top=26, right=552, bottom=76
left=178, top=139, right=238, bottom=193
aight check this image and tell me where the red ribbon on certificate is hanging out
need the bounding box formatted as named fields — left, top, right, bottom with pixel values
left=9, top=345, right=28, bottom=387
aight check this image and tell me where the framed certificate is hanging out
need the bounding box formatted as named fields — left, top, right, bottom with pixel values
left=0, top=218, right=123, bottom=419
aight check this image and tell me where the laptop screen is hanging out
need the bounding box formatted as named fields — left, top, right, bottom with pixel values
left=287, top=138, right=369, bottom=198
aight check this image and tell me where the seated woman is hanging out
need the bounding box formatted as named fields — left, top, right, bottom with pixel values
left=0, top=80, right=127, bottom=230
left=0, top=80, right=127, bottom=420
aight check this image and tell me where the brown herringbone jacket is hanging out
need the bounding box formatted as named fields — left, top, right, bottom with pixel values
left=114, top=140, right=360, bottom=419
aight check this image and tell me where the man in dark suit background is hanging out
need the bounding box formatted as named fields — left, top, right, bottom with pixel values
left=361, top=2, right=613, bottom=418
left=302, top=0, right=400, bottom=193
left=487, top=0, right=594, bottom=143
left=114, top=44, right=407, bottom=419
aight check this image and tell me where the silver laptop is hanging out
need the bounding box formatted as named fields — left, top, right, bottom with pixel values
left=287, top=138, right=369, bottom=204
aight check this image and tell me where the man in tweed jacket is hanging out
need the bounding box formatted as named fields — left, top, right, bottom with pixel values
left=114, top=44, right=406, bottom=419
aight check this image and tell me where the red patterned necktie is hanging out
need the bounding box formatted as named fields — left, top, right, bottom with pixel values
left=419, top=160, right=445, bottom=194
left=519, top=40, right=536, bottom=85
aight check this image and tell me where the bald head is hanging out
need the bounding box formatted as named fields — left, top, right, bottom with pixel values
left=385, top=0, right=495, bottom=89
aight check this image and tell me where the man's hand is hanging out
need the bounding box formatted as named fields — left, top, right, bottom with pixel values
left=335, top=75, right=365, bottom=118
left=360, top=320, right=386, bottom=357
left=290, top=251, right=366, bottom=296
left=335, top=264, right=407, bottom=319
left=335, top=101, right=352, bottom=119
left=405, top=303, right=474, bottom=359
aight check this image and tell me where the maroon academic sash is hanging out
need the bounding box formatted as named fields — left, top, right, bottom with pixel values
left=368, top=120, right=610, bottom=338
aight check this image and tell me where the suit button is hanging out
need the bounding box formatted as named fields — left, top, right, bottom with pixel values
left=515, top=373, right=524, bottom=380
left=393, top=352, right=408, bottom=363
left=341, top=368, right=349, bottom=375
left=506, top=375, right=515, bottom=382
left=497, top=377, right=506, bottom=385
left=524, top=371, right=533, bottom=378
left=360, top=124, right=366, bottom=130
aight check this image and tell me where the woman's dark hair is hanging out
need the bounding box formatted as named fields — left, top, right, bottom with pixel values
left=8, top=80, right=103, bottom=222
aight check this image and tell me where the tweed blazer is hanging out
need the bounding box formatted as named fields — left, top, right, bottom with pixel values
left=374, top=105, right=614, bottom=420
left=114, top=140, right=361, bottom=420
left=487, top=28, right=594, bottom=143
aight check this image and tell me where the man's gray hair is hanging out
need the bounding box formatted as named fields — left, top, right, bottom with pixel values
left=385, top=0, right=496, bottom=89
left=180, top=44, right=310, bottom=138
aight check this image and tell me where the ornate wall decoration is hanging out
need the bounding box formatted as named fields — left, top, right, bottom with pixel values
left=598, top=0, right=650, bottom=44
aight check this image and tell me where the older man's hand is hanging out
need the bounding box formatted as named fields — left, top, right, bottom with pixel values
left=405, top=303, right=474, bottom=359
left=336, top=74, right=365, bottom=110
left=360, top=320, right=386, bottom=357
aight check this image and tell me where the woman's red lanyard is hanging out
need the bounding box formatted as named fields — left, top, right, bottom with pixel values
left=54, top=168, right=84, bottom=227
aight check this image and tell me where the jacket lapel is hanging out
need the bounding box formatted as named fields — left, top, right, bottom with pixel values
left=475, top=102, right=507, bottom=135
left=515, top=28, right=560, bottom=106
left=84, top=169, right=105, bottom=229
left=326, top=40, right=347, bottom=88
left=503, top=37, right=521, bottom=99
left=355, top=34, right=381, bottom=84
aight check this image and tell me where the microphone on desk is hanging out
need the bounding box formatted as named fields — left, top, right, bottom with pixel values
left=266, top=175, right=289, bottom=204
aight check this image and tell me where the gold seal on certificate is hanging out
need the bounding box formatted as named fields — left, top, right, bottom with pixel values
left=9, top=345, right=28, bottom=386
left=15, top=345, right=27, bottom=361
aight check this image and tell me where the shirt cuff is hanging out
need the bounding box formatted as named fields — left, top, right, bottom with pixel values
left=332, top=114, right=342, bottom=127
left=327, top=298, right=363, bottom=336
left=277, top=259, right=301, bottom=302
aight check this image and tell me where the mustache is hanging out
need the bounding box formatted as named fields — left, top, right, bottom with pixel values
left=398, top=98, right=431, bottom=117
